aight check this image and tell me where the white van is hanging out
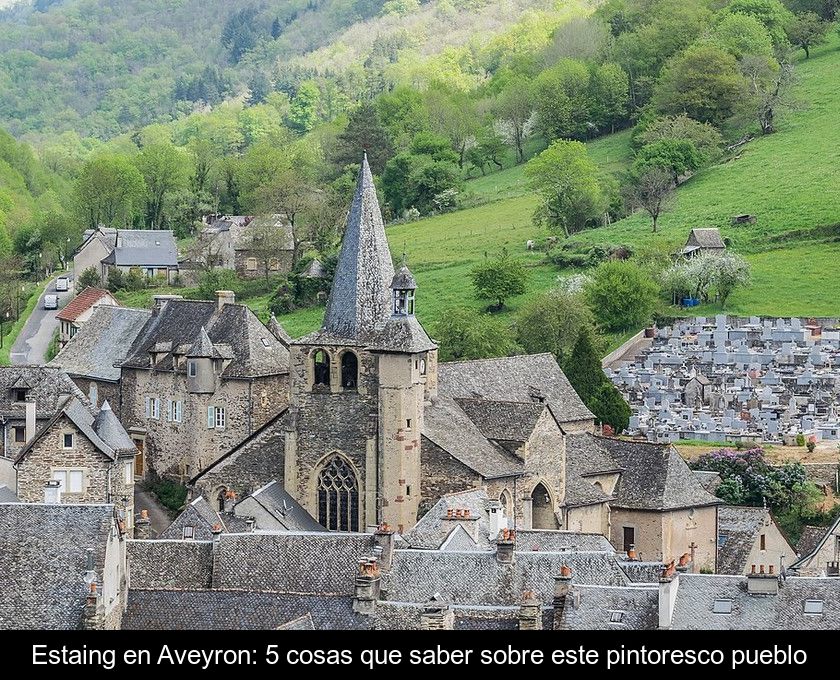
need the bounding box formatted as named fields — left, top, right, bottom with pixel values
left=55, top=276, right=69, bottom=292
left=43, top=294, right=58, bottom=310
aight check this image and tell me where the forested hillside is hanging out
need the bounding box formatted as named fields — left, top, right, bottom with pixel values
left=0, top=0, right=580, bottom=138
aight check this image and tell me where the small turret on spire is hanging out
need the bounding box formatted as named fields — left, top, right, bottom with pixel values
left=391, top=256, right=417, bottom=317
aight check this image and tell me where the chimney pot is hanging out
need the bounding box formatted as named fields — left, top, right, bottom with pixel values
left=760, top=564, right=765, bottom=574
left=140, top=509, right=148, bottom=520
left=751, top=564, right=756, bottom=574
left=43, top=480, right=61, bottom=505
left=768, top=565, right=774, bottom=575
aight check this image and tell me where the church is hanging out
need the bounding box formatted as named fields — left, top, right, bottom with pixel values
left=191, top=155, right=719, bottom=568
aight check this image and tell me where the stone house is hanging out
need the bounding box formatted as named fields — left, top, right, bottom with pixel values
left=49, top=305, right=151, bottom=414
left=598, top=438, right=721, bottom=571
left=14, top=397, right=137, bottom=530
left=197, top=214, right=295, bottom=279
left=679, top=228, right=726, bottom=259
left=716, top=505, right=795, bottom=575
left=0, top=367, right=91, bottom=486
left=74, top=227, right=179, bottom=284
left=683, top=373, right=711, bottom=407
left=791, top=514, right=840, bottom=576
left=55, top=287, right=119, bottom=348
left=0, top=503, right=127, bottom=629
left=118, top=291, right=290, bottom=479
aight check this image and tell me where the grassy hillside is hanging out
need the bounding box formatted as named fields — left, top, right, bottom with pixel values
left=276, top=37, right=840, bottom=337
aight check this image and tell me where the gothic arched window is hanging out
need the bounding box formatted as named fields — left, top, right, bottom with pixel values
left=341, top=351, right=358, bottom=390
left=313, top=349, right=330, bottom=387
left=317, top=456, right=359, bottom=531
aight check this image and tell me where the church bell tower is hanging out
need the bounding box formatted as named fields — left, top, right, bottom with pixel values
left=284, top=154, right=437, bottom=533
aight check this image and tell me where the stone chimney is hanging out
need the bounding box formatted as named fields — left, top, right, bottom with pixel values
left=373, top=524, right=395, bottom=572
left=25, top=398, right=36, bottom=443
left=352, top=558, right=381, bottom=615
left=552, top=565, right=572, bottom=629
left=82, top=583, right=105, bottom=630
left=496, top=528, right=515, bottom=564
left=210, top=524, right=224, bottom=589
left=747, top=564, right=780, bottom=596
left=487, top=499, right=503, bottom=541
left=420, top=594, right=453, bottom=630
left=223, top=489, right=236, bottom=514
left=43, top=479, right=61, bottom=505
left=518, top=590, right=542, bottom=630
left=134, top=509, right=151, bottom=540
left=216, top=290, right=236, bottom=312
left=658, top=560, right=679, bottom=629
left=245, top=517, right=256, bottom=533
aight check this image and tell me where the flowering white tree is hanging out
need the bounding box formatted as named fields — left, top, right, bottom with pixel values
left=713, top=252, right=751, bottom=306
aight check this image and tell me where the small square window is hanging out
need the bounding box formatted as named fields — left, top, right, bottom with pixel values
left=713, top=599, right=733, bottom=614
left=406, top=418, right=412, bottom=430
left=63, top=433, right=74, bottom=449
left=182, top=526, right=195, bottom=540
left=804, top=599, right=824, bottom=615
left=608, top=610, right=624, bottom=624
left=13, top=427, right=25, bottom=443
left=14, top=389, right=28, bottom=402
left=718, top=534, right=727, bottom=547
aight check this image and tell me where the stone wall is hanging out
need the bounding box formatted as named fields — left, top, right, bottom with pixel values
left=194, top=413, right=287, bottom=500
left=566, top=503, right=608, bottom=534
left=68, top=378, right=121, bottom=415
left=127, top=540, right=213, bottom=589
left=610, top=508, right=665, bottom=563
left=234, top=250, right=294, bottom=279
left=419, top=437, right=480, bottom=517
left=120, top=368, right=289, bottom=478
left=1, top=417, right=49, bottom=460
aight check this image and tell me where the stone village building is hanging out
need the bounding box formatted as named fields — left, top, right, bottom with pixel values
left=190, top=155, right=720, bottom=567
left=13, top=397, right=137, bottom=530
left=49, top=305, right=152, bottom=415
left=196, top=214, right=295, bottom=279
left=117, top=292, right=290, bottom=479
left=74, top=227, right=179, bottom=284
left=55, top=287, right=119, bottom=349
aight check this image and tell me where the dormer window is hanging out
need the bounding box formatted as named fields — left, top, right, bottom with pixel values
left=13, top=388, right=28, bottom=403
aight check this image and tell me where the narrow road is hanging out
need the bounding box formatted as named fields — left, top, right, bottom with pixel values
left=134, top=485, right=173, bottom=537
left=10, top=274, right=72, bottom=365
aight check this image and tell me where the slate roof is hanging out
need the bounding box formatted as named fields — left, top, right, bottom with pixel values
left=391, top=263, right=417, bottom=290
left=0, top=366, right=89, bottom=418
left=717, top=506, right=775, bottom=575
left=598, top=438, right=721, bottom=511
left=373, top=600, right=519, bottom=630
left=686, top=228, right=726, bottom=250
left=669, top=574, right=840, bottom=629
left=383, top=549, right=630, bottom=606
left=159, top=496, right=226, bottom=541
left=49, top=306, right=151, bottom=382
left=438, top=353, right=593, bottom=424
left=0, top=485, right=18, bottom=502
left=320, top=154, right=395, bottom=340
left=455, top=398, right=545, bottom=443
left=515, top=530, right=614, bottom=553
left=301, top=258, right=327, bottom=279
left=564, top=434, right=621, bottom=508
left=797, top=525, right=829, bottom=558
left=0, top=503, right=115, bottom=629
left=122, top=590, right=367, bottom=630
left=55, top=287, right=116, bottom=323
left=791, top=514, right=840, bottom=569
left=693, top=470, right=723, bottom=495
left=100, top=229, right=178, bottom=267
left=300, top=157, right=435, bottom=354
left=423, top=397, right=523, bottom=479
left=16, top=397, right=134, bottom=463
left=268, top=313, right=292, bottom=345
left=121, top=299, right=289, bottom=378
left=619, top=560, right=667, bottom=583
left=236, top=481, right=325, bottom=532
left=213, top=532, right=374, bottom=595
left=559, top=584, right=659, bottom=630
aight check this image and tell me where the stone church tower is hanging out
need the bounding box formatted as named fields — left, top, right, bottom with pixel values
left=284, top=155, right=437, bottom=533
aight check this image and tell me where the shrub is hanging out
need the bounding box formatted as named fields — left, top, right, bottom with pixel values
left=585, top=260, right=659, bottom=332
left=77, top=266, right=101, bottom=291
left=433, top=307, right=519, bottom=361
left=147, top=478, right=188, bottom=514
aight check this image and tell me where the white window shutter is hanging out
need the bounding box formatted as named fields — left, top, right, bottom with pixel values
left=145, top=397, right=150, bottom=418
left=207, top=406, right=214, bottom=429
left=166, top=399, right=172, bottom=422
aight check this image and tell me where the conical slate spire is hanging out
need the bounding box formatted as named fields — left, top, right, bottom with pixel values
left=322, top=153, right=395, bottom=339
left=187, top=326, right=215, bottom=357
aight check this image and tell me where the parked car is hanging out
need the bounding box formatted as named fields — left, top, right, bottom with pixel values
left=55, top=276, right=69, bottom=292
left=43, top=294, right=58, bottom=310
